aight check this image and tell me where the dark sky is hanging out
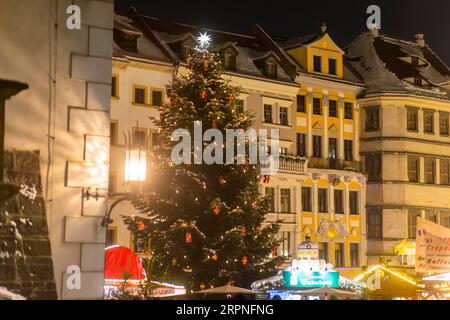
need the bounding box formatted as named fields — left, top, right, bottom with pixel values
left=115, top=0, right=450, bottom=64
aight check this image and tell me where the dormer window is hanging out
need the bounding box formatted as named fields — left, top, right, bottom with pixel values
left=414, top=77, right=422, bottom=86
left=412, top=57, right=419, bottom=65
left=313, top=55, right=322, bottom=73
left=265, top=58, right=277, bottom=78
left=328, top=58, right=337, bottom=75
left=181, top=44, right=194, bottom=60
left=224, top=51, right=236, bottom=71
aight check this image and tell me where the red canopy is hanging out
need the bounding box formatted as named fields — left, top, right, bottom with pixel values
left=104, top=245, right=146, bottom=282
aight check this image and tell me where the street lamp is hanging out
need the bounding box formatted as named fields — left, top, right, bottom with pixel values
left=101, top=130, right=148, bottom=227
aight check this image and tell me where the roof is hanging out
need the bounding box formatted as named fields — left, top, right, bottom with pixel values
left=346, top=31, right=450, bottom=100
left=113, top=10, right=298, bottom=84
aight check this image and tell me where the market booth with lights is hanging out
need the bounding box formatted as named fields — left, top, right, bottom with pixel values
left=252, top=237, right=363, bottom=300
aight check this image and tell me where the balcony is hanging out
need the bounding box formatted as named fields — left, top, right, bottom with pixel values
left=274, top=155, right=307, bottom=174
left=308, top=157, right=362, bottom=173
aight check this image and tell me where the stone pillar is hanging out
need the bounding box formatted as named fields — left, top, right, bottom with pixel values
left=338, top=96, right=345, bottom=160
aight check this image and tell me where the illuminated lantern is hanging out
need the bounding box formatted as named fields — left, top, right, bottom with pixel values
left=263, top=175, right=270, bottom=184
left=219, top=177, right=226, bottom=185
left=241, top=256, right=248, bottom=265
left=199, top=282, right=206, bottom=290
left=241, top=226, right=246, bottom=237
left=186, top=232, right=192, bottom=244
left=228, top=93, right=235, bottom=102
left=211, top=253, right=218, bottom=261
left=171, top=258, right=177, bottom=266
left=199, top=88, right=207, bottom=99
left=124, top=147, right=147, bottom=182
left=138, top=221, right=145, bottom=231
left=213, top=204, right=221, bottom=215
left=252, top=201, right=257, bottom=209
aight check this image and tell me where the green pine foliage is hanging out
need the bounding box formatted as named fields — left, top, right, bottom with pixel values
left=123, top=45, right=284, bottom=291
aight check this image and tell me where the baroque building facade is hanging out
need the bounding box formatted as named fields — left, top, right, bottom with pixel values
left=108, top=9, right=367, bottom=279
left=347, top=29, right=450, bottom=267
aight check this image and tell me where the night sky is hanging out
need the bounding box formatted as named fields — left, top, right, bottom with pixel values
left=115, top=0, right=450, bottom=65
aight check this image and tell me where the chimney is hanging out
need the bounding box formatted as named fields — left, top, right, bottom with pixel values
left=415, top=34, right=425, bottom=47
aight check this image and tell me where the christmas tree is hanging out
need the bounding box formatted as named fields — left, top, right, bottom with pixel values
left=123, top=33, right=284, bottom=291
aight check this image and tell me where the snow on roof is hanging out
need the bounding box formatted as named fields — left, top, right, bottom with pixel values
left=346, top=32, right=450, bottom=100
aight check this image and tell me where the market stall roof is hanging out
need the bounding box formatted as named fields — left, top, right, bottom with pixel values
left=423, top=272, right=450, bottom=281
left=104, top=245, right=146, bottom=282
left=196, top=284, right=260, bottom=295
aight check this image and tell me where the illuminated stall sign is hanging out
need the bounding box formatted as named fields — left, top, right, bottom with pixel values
left=283, top=270, right=340, bottom=288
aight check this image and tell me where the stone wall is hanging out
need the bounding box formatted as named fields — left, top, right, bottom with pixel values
left=0, top=150, right=57, bottom=299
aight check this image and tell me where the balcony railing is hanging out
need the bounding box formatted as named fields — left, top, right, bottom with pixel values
left=308, top=157, right=362, bottom=173
left=274, top=155, right=307, bottom=174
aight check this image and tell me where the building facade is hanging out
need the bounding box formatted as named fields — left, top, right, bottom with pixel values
left=108, top=10, right=367, bottom=279
left=347, top=30, right=450, bottom=267
left=0, top=0, right=114, bottom=299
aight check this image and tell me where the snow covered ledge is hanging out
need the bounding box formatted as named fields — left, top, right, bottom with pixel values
left=0, top=286, right=26, bottom=300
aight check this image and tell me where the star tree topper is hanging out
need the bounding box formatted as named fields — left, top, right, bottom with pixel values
left=196, top=32, right=212, bottom=50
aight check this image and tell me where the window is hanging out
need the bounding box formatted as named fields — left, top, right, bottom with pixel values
left=319, top=243, right=329, bottom=262
left=425, top=158, right=435, bottom=184
left=133, top=86, right=146, bottom=104
left=414, top=77, right=422, bottom=86
left=349, top=191, right=359, bottom=215
left=367, top=207, right=382, bottom=240
left=279, top=107, right=289, bottom=125
left=408, top=156, right=419, bottom=182
left=441, top=159, right=450, bottom=185
left=412, top=57, right=419, bottom=65
left=318, top=188, right=328, bottom=213
left=313, top=98, right=322, bottom=115
left=150, top=131, right=159, bottom=149
left=365, top=107, right=380, bottom=132
left=426, top=210, right=438, bottom=223
left=296, top=133, right=306, bottom=157
left=350, top=243, right=360, bottom=267
left=265, top=59, right=277, bottom=78
left=236, top=99, right=244, bottom=113
left=133, top=128, right=147, bottom=148
left=408, top=210, right=421, bottom=239
left=440, top=211, right=450, bottom=228
left=266, top=187, right=275, bottom=212
left=279, top=147, right=288, bottom=156
left=263, top=104, right=273, bottom=123
left=344, top=140, right=353, bottom=161
left=344, top=102, right=353, bottom=119
left=281, top=231, right=291, bottom=257
left=280, top=189, right=291, bottom=213
left=440, top=112, right=449, bottom=135
left=297, top=95, right=306, bottom=113
left=407, top=108, right=418, bottom=131
left=334, top=243, right=344, bottom=267
left=111, top=75, right=119, bottom=97
left=110, top=120, right=118, bottom=145
left=151, top=90, right=163, bottom=106
left=224, top=52, right=236, bottom=71
left=313, top=135, right=322, bottom=158
left=313, top=55, right=322, bottom=73
left=329, top=100, right=338, bottom=117
left=328, top=138, right=337, bottom=160
left=424, top=110, right=434, bottom=133
left=334, top=190, right=344, bottom=214
left=301, top=187, right=312, bottom=212
left=328, top=58, right=337, bottom=75
left=106, top=226, right=117, bottom=246
left=365, top=154, right=382, bottom=182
